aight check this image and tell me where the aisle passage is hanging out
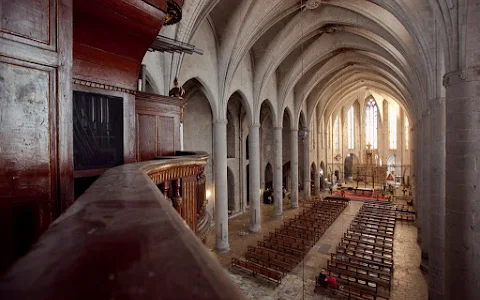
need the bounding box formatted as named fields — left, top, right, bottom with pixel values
left=390, top=224, right=428, bottom=300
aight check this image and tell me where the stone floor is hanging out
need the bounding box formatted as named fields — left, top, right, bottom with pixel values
left=206, top=194, right=428, bottom=300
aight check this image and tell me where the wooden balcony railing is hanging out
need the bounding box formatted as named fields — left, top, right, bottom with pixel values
left=0, top=152, right=245, bottom=300
left=151, top=151, right=211, bottom=242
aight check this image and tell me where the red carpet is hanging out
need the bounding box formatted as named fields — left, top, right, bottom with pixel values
left=333, top=191, right=387, bottom=201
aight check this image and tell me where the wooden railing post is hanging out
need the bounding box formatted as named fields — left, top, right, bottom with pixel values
left=171, top=179, right=183, bottom=213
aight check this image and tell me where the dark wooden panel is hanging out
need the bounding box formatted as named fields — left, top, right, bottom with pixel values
left=137, top=114, right=157, bottom=161
left=0, top=57, right=58, bottom=272
left=0, top=0, right=55, bottom=48
left=157, top=116, right=176, bottom=156
left=73, top=0, right=166, bottom=90
left=135, top=92, right=185, bottom=161
left=0, top=0, right=72, bottom=273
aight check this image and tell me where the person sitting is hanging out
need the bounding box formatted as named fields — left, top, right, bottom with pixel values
left=318, top=269, right=328, bottom=288
left=326, top=275, right=337, bottom=289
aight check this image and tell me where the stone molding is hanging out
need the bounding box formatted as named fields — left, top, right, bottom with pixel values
left=213, top=119, right=228, bottom=125
left=443, top=65, right=480, bottom=86
left=249, top=123, right=261, bottom=128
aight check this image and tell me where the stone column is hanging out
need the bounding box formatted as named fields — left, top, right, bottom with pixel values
left=444, top=67, right=480, bottom=300
left=273, top=127, right=283, bottom=218
left=414, top=119, right=423, bottom=247
left=213, top=119, right=229, bottom=252
left=428, top=97, right=446, bottom=300
left=291, top=129, right=299, bottom=208
left=303, top=131, right=311, bottom=201
left=248, top=124, right=261, bottom=232
left=421, top=111, right=431, bottom=272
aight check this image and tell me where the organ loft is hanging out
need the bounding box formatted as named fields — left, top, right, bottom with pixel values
left=0, top=1, right=479, bottom=300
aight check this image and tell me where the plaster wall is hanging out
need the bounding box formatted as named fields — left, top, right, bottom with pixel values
left=183, top=91, right=215, bottom=218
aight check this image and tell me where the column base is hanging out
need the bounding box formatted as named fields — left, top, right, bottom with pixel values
left=215, top=245, right=230, bottom=253
left=274, top=214, right=283, bottom=220
left=249, top=225, right=261, bottom=233
left=291, top=204, right=299, bottom=209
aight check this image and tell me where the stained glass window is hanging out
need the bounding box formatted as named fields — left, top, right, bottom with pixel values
left=365, top=98, right=378, bottom=149
left=348, top=106, right=354, bottom=149
left=389, top=104, right=397, bottom=149
left=405, top=116, right=409, bottom=150
left=334, top=116, right=340, bottom=151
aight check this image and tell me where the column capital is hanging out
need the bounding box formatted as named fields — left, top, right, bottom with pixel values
left=290, top=128, right=299, bottom=133
left=443, top=65, right=480, bottom=87
left=273, top=126, right=283, bottom=130
left=249, top=123, right=260, bottom=129
left=213, top=119, right=228, bottom=125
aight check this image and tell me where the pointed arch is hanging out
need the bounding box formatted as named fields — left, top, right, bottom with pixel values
left=257, top=98, right=277, bottom=126
left=182, top=77, right=218, bottom=119
left=226, top=90, right=253, bottom=125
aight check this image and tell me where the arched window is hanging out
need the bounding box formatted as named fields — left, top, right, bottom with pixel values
left=405, top=116, right=409, bottom=150
left=389, top=104, right=397, bottom=149
left=333, top=116, right=340, bottom=151
left=365, top=98, right=378, bottom=149
left=348, top=106, right=354, bottom=149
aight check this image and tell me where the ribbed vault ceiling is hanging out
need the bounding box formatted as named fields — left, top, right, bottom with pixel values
left=177, top=0, right=451, bottom=125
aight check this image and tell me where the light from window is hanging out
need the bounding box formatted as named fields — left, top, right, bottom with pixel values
left=405, top=116, right=409, bottom=150
left=365, top=98, right=378, bottom=149
left=334, top=116, right=339, bottom=151
left=348, top=106, right=354, bottom=149
left=389, top=104, right=397, bottom=149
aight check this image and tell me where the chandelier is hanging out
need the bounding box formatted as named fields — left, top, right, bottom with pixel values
left=298, top=127, right=309, bottom=140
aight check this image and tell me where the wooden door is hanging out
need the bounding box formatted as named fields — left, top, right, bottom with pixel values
left=0, top=0, right=72, bottom=272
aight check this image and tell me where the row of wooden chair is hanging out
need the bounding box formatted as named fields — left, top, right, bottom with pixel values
left=231, top=198, right=349, bottom=284
left=316, top=202, right=398, bottom=299
left=362, top=201, right=415, bottom=222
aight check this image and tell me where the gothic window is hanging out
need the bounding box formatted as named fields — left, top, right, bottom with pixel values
left=365, top=98, right=378, bottom=149
left=389, top=104, right=397, bottom=149
left=334, top=116, right=340, bottom=151
left=348, top=106, right=354, bottom=149
left=405, top=116, right=409, bottom=150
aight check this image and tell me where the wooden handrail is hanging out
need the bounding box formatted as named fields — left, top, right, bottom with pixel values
left=0, top=152, right=245, bottom=300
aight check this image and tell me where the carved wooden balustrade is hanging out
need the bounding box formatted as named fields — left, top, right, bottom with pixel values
left=149, top=151, right=211, bottom=242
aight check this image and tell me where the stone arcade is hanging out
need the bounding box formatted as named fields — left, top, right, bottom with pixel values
left=0, top=1, right=479, bottom=300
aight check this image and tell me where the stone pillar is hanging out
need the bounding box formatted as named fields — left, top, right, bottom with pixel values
left=248, top=124, right=261, bottom=232
left=429, top=97, right=446, bottom=300
left=444, top=67, right=480, bottom=300
left=414, top=119, right=424, bottom=247
left=273, top=127, right=283, bottom=218
left=213, top=119, right=229, bottom=252
left=314, top=170, right=321, bottom=194
left=421, top=111, right=431, bottom=272
left=291, top=129, right=299, bottom=208
left=303, top=132, right=311, bottom=201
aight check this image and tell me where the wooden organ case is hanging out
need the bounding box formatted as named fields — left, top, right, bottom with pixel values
left=135, top=92, right=186, bottom=161
left=0, top=0, right=183, bottom=273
